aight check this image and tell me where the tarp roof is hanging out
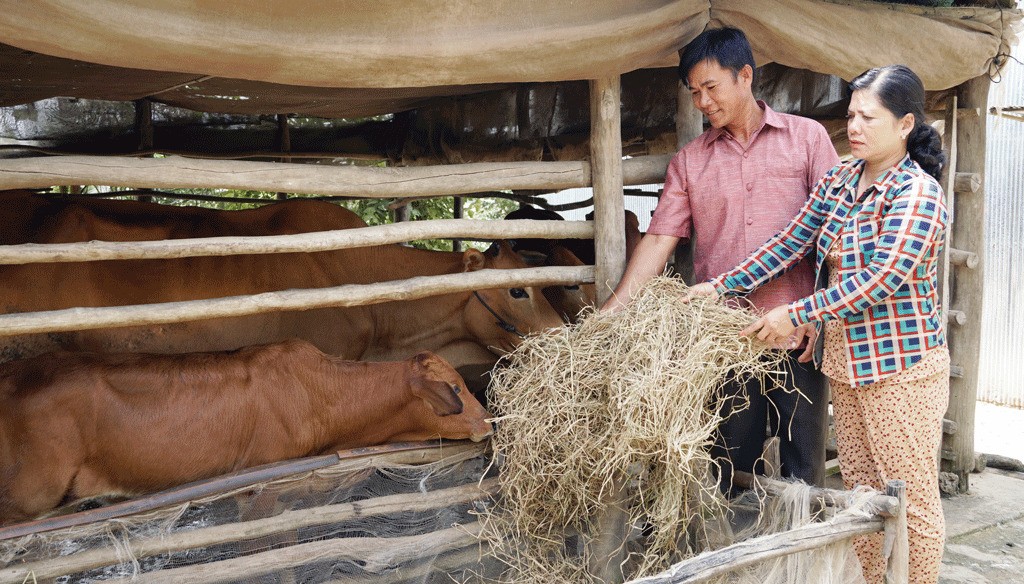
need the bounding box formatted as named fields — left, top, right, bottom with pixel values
left=1, top=0, right=1020, bottom=119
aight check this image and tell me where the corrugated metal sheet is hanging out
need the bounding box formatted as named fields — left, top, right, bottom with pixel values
left=979, top=38, right=1024, bottom=408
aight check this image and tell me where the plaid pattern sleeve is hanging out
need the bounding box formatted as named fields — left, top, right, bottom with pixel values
left=709, top=167, right=836, bottom=296
left=788, top=175, right=947, bottom=326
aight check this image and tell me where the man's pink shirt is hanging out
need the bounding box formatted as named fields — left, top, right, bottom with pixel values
left=647, top=102, right=839, bottom=313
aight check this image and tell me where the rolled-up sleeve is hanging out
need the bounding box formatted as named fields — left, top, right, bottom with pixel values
left=647, top=150, right=692, bottom=239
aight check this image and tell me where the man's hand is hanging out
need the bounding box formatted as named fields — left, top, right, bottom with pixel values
left=740, top=304, right=797, bottom=346
left=681, top=282, right=717, bottom=302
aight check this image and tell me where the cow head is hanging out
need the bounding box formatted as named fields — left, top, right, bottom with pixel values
left=541, top=245, right=596, bottom=324
left=405, top=352, right=493, bottom=442
left=461, top=242, right=564, bottom=354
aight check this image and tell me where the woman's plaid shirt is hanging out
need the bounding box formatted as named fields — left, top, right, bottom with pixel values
left=711, top=155, right=948, bottom=386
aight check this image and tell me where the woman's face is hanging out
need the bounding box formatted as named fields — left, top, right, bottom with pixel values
left=846, top=88, right=914, bottom=169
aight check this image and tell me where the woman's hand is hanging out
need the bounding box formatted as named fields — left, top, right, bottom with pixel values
left=681, top=282, right=717, bottom=302
left=741, top=304, right=797, bottom=346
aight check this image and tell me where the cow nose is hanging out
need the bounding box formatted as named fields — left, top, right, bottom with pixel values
left=471, top=421, right=495, bottom=442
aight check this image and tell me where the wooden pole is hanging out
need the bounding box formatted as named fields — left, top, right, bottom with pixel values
left=588, top=74, right=627, bottom=584
left=452, top=196, right=464, bottom=251
left=0, top=265, right=593, bottom=337
left=624, top=514, right=885, bottom=584
left=0, top=154, right=672, bottom=198
left=943, top=75, right=989, bottom=493
left=589, top=75, right=626, bottom=305
left=674, top=79, right=703, bottom=284
left=0, top=218, right=593, bottom=265
left=883, top=480, right=909, bottom=584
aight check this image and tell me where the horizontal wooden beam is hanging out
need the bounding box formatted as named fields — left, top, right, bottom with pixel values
left=0, top=265, right=593, bottom=337
left=0, top=154, right=672, bottom=197
left=0, top=219, right=595, bottom=265
left=948, top=248, right=979, bottom=269
left=625, top=514, right=884, bottom=584
left=943, top=418, right=958, bottom=435
left=954, top=172, right=981, bottom=194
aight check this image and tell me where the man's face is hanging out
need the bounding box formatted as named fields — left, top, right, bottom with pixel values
left=687, top=59, right=753, bottom=130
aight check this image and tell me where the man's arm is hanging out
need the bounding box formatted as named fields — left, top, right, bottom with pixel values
left=600, top=233, right=680, bottom=313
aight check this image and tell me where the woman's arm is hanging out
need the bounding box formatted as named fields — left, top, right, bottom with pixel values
left=788, top=176, right=947, bottom=326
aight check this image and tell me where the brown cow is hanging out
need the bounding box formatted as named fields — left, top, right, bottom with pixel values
left=0, top=191, right=564, bottom=370
left=0, top=339, right=493, bottom=525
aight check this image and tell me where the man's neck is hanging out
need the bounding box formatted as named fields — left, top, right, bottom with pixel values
left=724, top=100, right=764, bottom=147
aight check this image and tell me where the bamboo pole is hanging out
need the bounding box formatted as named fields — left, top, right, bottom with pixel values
left=943, top=75, right=989, bottom=492
left=0, top=154, right=672, bottom=197
left=101, top=522, right=483, bottom=584
left=0, top=480, right=497, bottom=583
left=624, top=514, right=885, bottom=584
left=0, top=219, right=593, bottom=265
left=0, top=265, right=593, bottom=337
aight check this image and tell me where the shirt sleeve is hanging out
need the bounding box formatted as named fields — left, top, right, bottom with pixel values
left=788, top=176, right=947, bottom=326
left=646, top=150, right=692, bottom=239
left=709, top=168, right=835, bottom=296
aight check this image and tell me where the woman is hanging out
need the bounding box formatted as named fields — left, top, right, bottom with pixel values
left=688, top=64, right=949, bottom=583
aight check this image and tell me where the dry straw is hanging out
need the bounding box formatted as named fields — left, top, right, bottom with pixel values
left=479, top=276, right=791, bottom=582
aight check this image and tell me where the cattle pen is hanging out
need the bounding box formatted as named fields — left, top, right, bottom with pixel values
left=1, top=0, right=1022, bottom=582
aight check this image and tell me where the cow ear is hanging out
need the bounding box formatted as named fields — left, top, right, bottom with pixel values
left=414, top=380, right=464, bottom=417
left=462, top=249, right=486, bottom=272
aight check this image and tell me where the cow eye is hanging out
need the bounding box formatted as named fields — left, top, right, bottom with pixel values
left=564, top=284, right=580, bottom=291
left=509, top=288, right=529, bottom=299
left=450, top=383, right=461, bottom=394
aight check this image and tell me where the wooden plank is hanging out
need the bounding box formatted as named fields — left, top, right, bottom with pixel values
left=624, top=514, right=884, bottom=583
left=732, top=471, right=899, bottom=517
left=0, top=479, right=497, bottom=583
left=0, top=154, right=672, bottom=197
left=0, top=219, right=594, bottom=265
left=0, top=265, right=593, bottom=337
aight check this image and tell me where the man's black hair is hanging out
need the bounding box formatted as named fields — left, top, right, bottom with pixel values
left=678, top=27, right=756, bottom=88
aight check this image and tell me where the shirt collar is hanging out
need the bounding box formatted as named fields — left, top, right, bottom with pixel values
left=703, top=100, right=782, bottom=147
left=839, top=154, right=915, bottom=198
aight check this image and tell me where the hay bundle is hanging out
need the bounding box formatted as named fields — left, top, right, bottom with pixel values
left=480, top=276, right=788, bottom=582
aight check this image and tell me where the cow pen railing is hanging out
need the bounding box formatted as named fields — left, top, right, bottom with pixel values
left=0, top=151, right=667, bottom=337
left=625, top=472, right=910, bottom=584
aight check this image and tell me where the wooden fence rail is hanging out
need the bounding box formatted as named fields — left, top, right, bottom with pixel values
left=0, top=219, right=594, bottom=265
left=0, top=266, right=593, bottom=337
left=0, top=154, right=672, bottom=197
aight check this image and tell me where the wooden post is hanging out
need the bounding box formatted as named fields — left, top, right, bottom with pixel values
left=674, top=80, right=703, bottom=284
left=276, top=113, right=291, bottom=199
left=452, top=196, right=463, bottom=252
left=590, top=75, right=626, bottom=306
left=133, top=99, right=154, bottom=203
left=588, top=75, right=627, bottom=584
left=883, top=480, right=909, bottom=583
left=943, top=76, right=988, bottom=493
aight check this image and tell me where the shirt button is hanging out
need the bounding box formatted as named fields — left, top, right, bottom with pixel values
left=747, top=218, right=754, bottom=225
left=746, top=183, right=753, bottom=191
left=743, top=152, right=749, bottom=159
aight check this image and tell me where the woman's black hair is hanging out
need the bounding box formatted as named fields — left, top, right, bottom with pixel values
left=848, top=65, right=946, bottom=179
left=678, top=27, right=755, bottom=87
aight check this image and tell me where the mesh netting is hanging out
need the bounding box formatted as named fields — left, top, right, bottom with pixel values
left=0, top=443, right=502, bottom=584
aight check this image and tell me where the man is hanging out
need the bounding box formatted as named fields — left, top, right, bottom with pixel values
left=602, top=27, right=838, bottom=489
